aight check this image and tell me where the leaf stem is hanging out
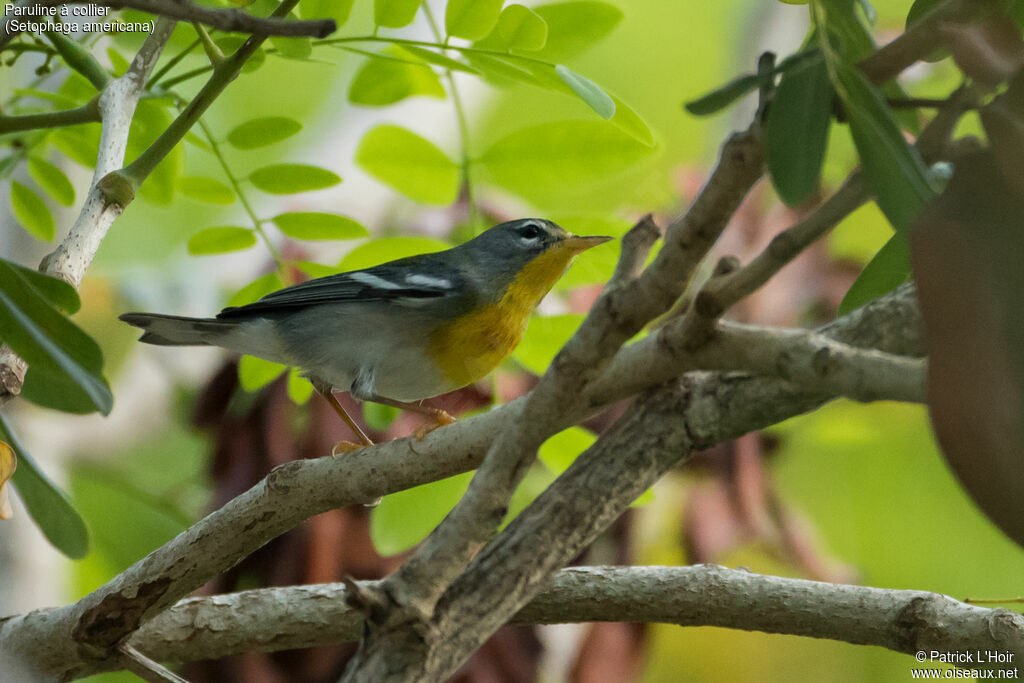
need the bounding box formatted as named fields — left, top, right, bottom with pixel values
left=120, top=0, right=301, bottom=188
left=146, top=37, right=201, bottom=90
left=195, top=117, right=285, bottom=270
left=422, top=4, right=479, bottom=234
left=0, top=97, right=100, bottom=134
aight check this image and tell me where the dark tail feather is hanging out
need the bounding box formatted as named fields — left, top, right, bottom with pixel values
left=119, top=312, right=237, bottom=346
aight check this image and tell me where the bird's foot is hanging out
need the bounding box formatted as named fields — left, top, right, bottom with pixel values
left=331, top=440, right=369, bottom=457
left=413, top=410, right=456, bottom=440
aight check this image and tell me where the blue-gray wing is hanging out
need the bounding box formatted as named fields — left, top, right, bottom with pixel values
left=217, top=252, right=465, bottom=319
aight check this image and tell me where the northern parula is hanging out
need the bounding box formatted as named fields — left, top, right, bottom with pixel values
left=121, top=219, right=611, bottom=448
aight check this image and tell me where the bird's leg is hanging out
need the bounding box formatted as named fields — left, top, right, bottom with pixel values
left=314, top=384, right=374, bottom=455
left=371, top=396, right=455, bottom=440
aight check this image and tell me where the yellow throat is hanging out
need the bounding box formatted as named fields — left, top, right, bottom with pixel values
left=428, top=236, right=608, bottom=389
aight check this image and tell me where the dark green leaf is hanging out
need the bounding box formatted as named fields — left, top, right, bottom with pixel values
left=355, top=125, right=458, bottom=204
left=2, top=258, right=80, bottom=314
left=348, top=51, right=445, bottom=106
left=905, top=0, right=941, bottom=29
left=272, top=212, right=368, bottom=240
left=227, top=116, right=303, bottom=150
left=765, top=56, right=833, bottom=206
left=374, top=0, right=421, bottom=28
left=249, top=163, right=341, bottom=194
left=685, top=74, right=761, bottom=116
left=179, top=176, right=235, bottom=205
left=555, top=64, right=615, bottom=119
left=0, top=415, right=89, bottom=558
left=0, top=260, right=111, bottom=414
left=839, top=232, right=909, bottom=314
left=446, top=0, right=503, bottom=40
left=27, top=156, right=75, bottom=207
left=10, top=181, right=54, bottom=242
left=187, top=227, right=257, bottom=255
left=829, top=60, right=934, bottom=232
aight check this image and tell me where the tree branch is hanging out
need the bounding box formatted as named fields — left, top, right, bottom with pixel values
left=0, top=18, right=176, bottom=403
left=0, top=281, right=923, bottom=679
left=72, top=0, right=336, bottom=38
left=114, top=566, right=1023, bottom=675
left=0, top=98, right=101, bottom=135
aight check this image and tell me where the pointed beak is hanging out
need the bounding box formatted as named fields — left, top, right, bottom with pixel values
left=563, top=234, right=613, bottom=254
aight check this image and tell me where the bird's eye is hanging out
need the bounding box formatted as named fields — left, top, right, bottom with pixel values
left=518, top=223, right=543, bottom=241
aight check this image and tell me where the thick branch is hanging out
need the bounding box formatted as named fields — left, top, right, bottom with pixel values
left=0, top=283, right=923, bottom=680
left=74, top=0, right=336, bottom=38
left=117, top=566, right=1024, bottom=674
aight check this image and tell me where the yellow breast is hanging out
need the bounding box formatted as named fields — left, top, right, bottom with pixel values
left=428, top=243, right=580, bottom=389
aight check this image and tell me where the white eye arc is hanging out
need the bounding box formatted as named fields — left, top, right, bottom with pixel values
left=516, top=220, right=545, bottom=244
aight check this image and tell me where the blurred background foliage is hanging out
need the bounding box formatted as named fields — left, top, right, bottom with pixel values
left=1, top=0, right=1023, bottom=681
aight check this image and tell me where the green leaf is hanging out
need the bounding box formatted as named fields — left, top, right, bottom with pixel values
left=839, top=232, right=909, bottom=314
left=396, top=45, right=480, bottom=74
left=187, top=227, right=257, bottom=255
left=512, top=313, right=584, bottom=375
left=0, top=415, right=89, bottom=558
left=538, top=425, right=595, bottom=473
left=363, top=402, right=399, bottom=431
left=0, top=260, right=111, bottom=414
left=293, top=260, right=339, bottom=278
left=227, top=116, right=303, bottom=150
left=238, top=354, right=287, bottom=392
left=374, top=0, right=421, bottom=28
left=337, top=237, right=449, bottom=271
left=609, top=94, right=655, bottom=146
left=287, top=367, right=314, bottom=404
left=765, top=56, right=833, bottom=206
left=370, top=472, right=473, bottom=554
left=529, top=1, right=622, bottom=62
left=10, top=181, right=55, bottom=241
left=480, top=120, right=651, bottom=201
left=355, top=125, right=459, bottom=205
left=106, top=47, right=130, bottom=76
left=27, top=156, right=75, bottom=207
left=2, top=258, right=80, bottom=314
left=348, top=51, right=445, bottom=106
left=491, top=4, right=548, bottom=50
left=270, top=31, right=312, bottom=60
left=129, top=100, right=180, bottom=206
left=446, top=0, right=504, bottom=40
left=300, top=0, right=354, bottom=29
left=272, top=212, right=368, bottom=241
left=555, top=64, right=615, bottom=119
left=463, top=52, right=541, bottom=86
left=228, top=272, right=285, bottom=307
left=179, top=176, right=235, bottom=205
left=249, top=163, right=341, bottom=194
left=827, top=60, right=934, bottom=232
left=550, top=216, right=629, bottom=288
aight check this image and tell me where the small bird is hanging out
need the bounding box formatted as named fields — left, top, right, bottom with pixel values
left=121, top=219, right=611, bottom=450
